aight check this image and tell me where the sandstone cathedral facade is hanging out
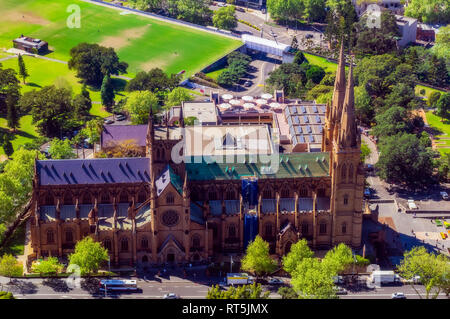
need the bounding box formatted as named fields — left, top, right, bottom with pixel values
left=27, top=45, right=363, bottom=266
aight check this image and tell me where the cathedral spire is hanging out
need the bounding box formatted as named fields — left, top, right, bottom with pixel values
left=331, top=39, right=346, bottom=124
left=339, top=61, right=357, bottom=149
left=146, top=107, right=154, bottom=149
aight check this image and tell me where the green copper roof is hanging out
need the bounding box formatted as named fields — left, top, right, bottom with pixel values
left=185, top=152, right=330, bottom=181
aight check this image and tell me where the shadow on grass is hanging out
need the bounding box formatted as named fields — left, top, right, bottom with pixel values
left=25, top=82, right=42, bottom=89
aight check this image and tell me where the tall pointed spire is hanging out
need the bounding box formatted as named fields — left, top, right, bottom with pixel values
left=146, top=107, right=154, bottom=148
left=331, top=39, right=346, bottom=124
left=339, top=61, right=357, bottom=149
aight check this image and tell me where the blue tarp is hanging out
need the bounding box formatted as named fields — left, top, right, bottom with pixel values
left=244, top=214, right=258, bottom=250
left=241, top=179, right=258, bottom=206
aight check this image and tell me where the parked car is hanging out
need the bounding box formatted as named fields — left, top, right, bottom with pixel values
left=364, top=188, right=371, bottom=198
left=116, top=114, right=127, bottom=121
left=335, top=287, right=348, bottom=295
left=104, top=119, right=114, bottom=125
left=243, top=80, right=252, bottom=87
left=267, top=278, right=284, bottom=285
left=217, top=2, right=227, bottom=7
left=305, top=34, right=314, bottom=39
left=391, top=292, right=406, bottom=299
left=440, top=191, right=448, bottom=200
left=236, top=7, right=245, bottom=12
left=163, top=293, right=181, bottom=299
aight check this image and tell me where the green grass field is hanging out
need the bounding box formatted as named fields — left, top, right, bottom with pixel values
left=425, top=111, right=450, bottom=156
left=304, top=53, right=338, bottom=73
left=0, top=0, right=241, bottom=78
left=415, top=84, right=446, bottom=101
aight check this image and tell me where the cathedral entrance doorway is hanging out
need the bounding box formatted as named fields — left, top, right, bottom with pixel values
left=167, top=253, right=175, bottom=263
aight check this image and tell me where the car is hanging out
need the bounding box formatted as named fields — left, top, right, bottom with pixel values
left=391, top=292, right=406, bottom=299
left=104, top=119, right=114, bottom=125
left=163, top=293, right=181, bottom=299
left=236, top=7, right=245, bottom=12
left=305, top=34, right=314, bottom=39
left=440, top=192, right=448, bottom=200
left=435, top=219, right=443, bottom=227
left=217, top=3, right=227, bottom=7
left=267, top=278, right=284, bottom=285
left=243, top=80, right=252, bottom=87
left=335, top=287, right=348, bottom=295
left=364, top=188, right=371, bottom=198
left=116, top=114, right=127, bottom=121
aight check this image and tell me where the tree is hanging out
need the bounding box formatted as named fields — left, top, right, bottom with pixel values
left=291, top=257, right=336, bottom=299
left=324, top=0, right=357, bottom=46
left=27, top=85, right=75, bottom=138
left=2, top=135, right=13, bottom=158
left=277, top=286, right=299, bottom=299
left=376, top=133, right=435, bottom=188
left=282, top=239, right=314, bottom=274
left=266, top=63, right=307, bottom=97
left=95, top=139, right=143, bottom=158
left=31, top=257, right=64, bottom=276
left=360, top=141, right=371, bottom=162
left=80, top=118, right=104, bottom=148
left=397, top=246, right=449, bottom=299
left=213, top=5, right=237, bottom=30
left=166, top=87, right=194, bottom=108
left=436, top=93, right=450, bottom=121
left=322, top=243, right=354, bottom=275
left=48, top=138, right=76, bottom=159
left=73, top=86, right=92, bottom=121
left=355, top=10, right=400, bottom=56
left=207, top=283, right=270, bottom=299
left=293, top=51, right=307, bottom=65
left=176, top=0, right=212, bottom=25
left=432, top=25, right=450, bottom=63
left=68, top=237, right=109, bottom=275
left=17, top=54, right=29, bottom=84
left=0, top=67, right=21, bottom=117
left=428, top=91, right=441, bottom=108
left=267, top=0, right=304, bottom=25
left=291, top=36, right=299, bottom=50
left=241, top=236, right=278, bottom=277
left=404, top=0, right=450, bottom=24
left=0, top=254, right=22, bottom=282
left=6, top=97, right=19, bottom=132
left=125, top=69, right=180, bottom=94
left=101, top=75, right=115, bottom=111
left=123, top=91, right=159, bottom=125
left=306, top=64, right=326, bottom=84
left=428, top=55, right=449, bottom=87
left=0, top=291, right=14, bottom=299
left=68, top=43, right=128, bottom=86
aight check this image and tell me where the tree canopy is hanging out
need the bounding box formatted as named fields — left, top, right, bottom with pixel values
left=241, top=235, right=278, bottom=277
left=404, top=0, right=450, bottom=24
left=282, top=239, right=314, bottom=274
left=48, top=138, right=76, bottom=159
left=0, top=254, right=22, bottom=281
left=207, top=283, right=270, bottom=299
left=68, top=43, right=128, bottom=86
left=213, top=5, right=237, bottom=30
left=397, top=246, right=449, bottom=299
left=68, top=237, right=109, bottom=275
left=31, top=257, right=64, bottom=276
left=123, top=91, right=160, bottom=125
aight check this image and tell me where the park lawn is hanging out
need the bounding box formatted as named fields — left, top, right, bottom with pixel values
left=0, top=115, right=41, bottom=156
left=425, top=111, right=450, bottom=156
left=205, top=68, right=226, bottom=81
left=0, top=224, right=25, bottom=256
left=415, top=84, right=446, bottom=100
left=304, top=53, right=338, bottom=73
left=90, top=103, right=112, bottom=118
left=0, top=0, right=242, bottom=79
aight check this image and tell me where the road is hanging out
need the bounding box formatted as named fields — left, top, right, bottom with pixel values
left=1, top=275, right=447, bottom=299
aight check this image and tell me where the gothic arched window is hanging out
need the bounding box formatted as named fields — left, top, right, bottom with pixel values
left=141, top=236, right=148, bottom=249
left=228, top=224, right=237, bottom=238
left=348, top=164, right=354, bottom=182
left=166, top=193, right=175, bottom=204
left=119, top=191, right=128, bottom=203
left=104, top=238, right=112, bottom=252
left=299, top=188, right=308, bottom=197
left=319, top=221, right=327, bottom=235
left=120, top=238, right=129, bottom=252
left=342, top=223, right=347, bottom=234
left=341, top=164, right=347, bottom=181
left=47, top=230, right=54, bottom=244
left=343, top=194, right=349, bottom=205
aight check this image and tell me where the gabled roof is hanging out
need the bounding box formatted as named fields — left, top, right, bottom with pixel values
left=155, top=165, right=183, bottom=196
left=185, top=152, right=330, bottom=180
left=36, top=158, right=151, bottom=186
left=158, top=234, right=185, bottom=253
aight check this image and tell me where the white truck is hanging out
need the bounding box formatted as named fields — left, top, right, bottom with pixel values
left=225, top=273, right=254, bottom=286
left=370, top=270, right=400, bottom=286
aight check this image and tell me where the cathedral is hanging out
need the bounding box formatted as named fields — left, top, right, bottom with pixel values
left=27, top=44, right=363, bottom=267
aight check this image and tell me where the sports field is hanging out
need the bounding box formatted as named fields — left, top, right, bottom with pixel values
left=0, top=0, right=242, bottom=77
